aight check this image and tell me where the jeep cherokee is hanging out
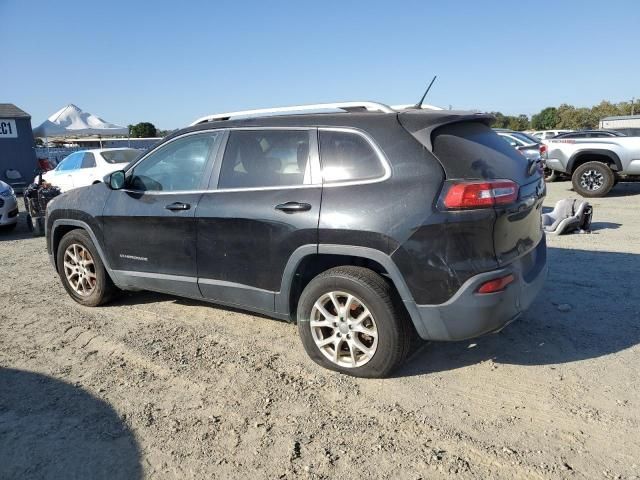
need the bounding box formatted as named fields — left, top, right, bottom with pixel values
left=46, top=101, right=547, bottom=378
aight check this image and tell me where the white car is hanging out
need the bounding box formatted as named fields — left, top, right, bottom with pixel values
left=0, top=179, right=19, bottom=231
left=532, top=130, right=573, bottom=140
left=39, top=148, right=141, bottom=191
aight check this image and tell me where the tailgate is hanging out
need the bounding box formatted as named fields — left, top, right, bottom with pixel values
left=401, top=115, right=546, bottom=266
left=493, top=176, right=545, bottom=265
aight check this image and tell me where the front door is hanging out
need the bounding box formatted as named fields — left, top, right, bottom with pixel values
left=102, top=131, right=223, bottom=297
left=52, top=151, right=83, bottom=191
left=196, top=128, right=321, bottom=314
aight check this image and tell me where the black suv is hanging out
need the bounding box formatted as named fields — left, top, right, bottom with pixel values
left=46, top=102, right=547, bottom=378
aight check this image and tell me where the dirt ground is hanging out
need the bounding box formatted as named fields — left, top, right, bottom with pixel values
left=1, top=180, right=639, bottom=480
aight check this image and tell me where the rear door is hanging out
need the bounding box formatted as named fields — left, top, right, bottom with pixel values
left=101, top=131, right=223, bottom=297
left=73, top=151, right=97, bottom=187
left=195, top=128, right=321, bottom=314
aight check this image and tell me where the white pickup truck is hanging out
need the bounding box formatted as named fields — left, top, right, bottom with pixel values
left=542, top=136, right=640, bottom=197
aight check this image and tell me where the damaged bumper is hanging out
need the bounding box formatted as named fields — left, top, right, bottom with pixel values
left=413, top=235, right=547, bottom=341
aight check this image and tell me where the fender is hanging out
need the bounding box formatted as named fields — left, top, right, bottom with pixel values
left=567, top=149, right=623, bottom=172
left=49, top=219, right=122, bottom=286
left=275, top=244, right=428, bottom=338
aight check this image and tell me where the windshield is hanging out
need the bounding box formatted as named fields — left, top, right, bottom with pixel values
left=100, top=149, right=141, bottom=164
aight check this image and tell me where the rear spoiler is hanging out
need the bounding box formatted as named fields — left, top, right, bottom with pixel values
left=398, top=110, right=495, bottom=150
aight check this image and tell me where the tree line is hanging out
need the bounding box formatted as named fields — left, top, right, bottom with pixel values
left=491, top=99, right=637, bottom=131
left=128, top=98, right=638, bottom=137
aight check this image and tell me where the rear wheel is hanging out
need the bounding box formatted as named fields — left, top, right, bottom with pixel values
left=56, top=229, right=117, bottom=306
left=544, top=168, right=558, bottom=182
left=297, top=266, right=413, bottom=378
left=572, top=161, right=614, bottom=197
left=26, top=215, right=45, bottom=236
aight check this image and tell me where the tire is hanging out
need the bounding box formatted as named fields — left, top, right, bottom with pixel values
left=571, top=161, right=615, bottom=198
left=56, top=229, right=117, bottom=307
left=297, top=266, right=413, bottom=378
left=544, top=168, right=558, bottom=182
left=33, top=217, right=45, bottom=237
left=26, top=214, right=34, bottom=232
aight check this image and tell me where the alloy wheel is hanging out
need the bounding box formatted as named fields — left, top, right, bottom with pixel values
left=63, top=243, right=97, bottom=296
left=580, top=169, right=604, bottom=191
left=309, top=291, right=378, bottom=368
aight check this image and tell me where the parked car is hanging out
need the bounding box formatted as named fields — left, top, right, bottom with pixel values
left=553, top=130, right=625, bottom=139
left=494, top=129, right=542, bottom=162
left=532, top=130, right=573, bottom=140
left=542, top=134, right=640, bottom=196
left=611, top=128, right=640, bottom=136
left=0, top=179, right=19, bottom=231
left=38, top=148, right=141, bottom=192
left=46, top=101, right=547, bottom=377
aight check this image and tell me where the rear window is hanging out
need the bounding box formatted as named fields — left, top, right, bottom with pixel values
left=432, top=121, right=529, bottom=181
left=101, top=149, right=141, bottom=164
left=319, top=130, right=385, bottom=183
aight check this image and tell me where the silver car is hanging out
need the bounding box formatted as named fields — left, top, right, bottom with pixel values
left=0, top=179, right=19, bottom=231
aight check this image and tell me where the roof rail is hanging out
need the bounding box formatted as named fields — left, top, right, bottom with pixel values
left=189, top=101, right=395, bottom=126
left=391, top=104, right=444, bottom=111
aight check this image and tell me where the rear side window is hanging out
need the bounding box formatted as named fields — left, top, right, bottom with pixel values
left=81, top=152, right=96, bottom=168
left=218, top=130, right=310, bottom=189
left=101, top=149, right=141, bottom=164
left=319, top=130, right=385, bottom=183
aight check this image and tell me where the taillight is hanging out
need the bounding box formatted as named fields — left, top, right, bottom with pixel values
left=539, top=144, right=547, bottom=158
left=477, top=274, right=514, bottom=294
left=441, top=180, right=519, bottom=210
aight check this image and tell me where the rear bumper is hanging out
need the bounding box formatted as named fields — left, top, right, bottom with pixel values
left=412, top=235, right=547, bottom=341
left=545, top=158, right=567, bottom=173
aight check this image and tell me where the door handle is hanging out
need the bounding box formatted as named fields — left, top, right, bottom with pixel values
left=165, top=202, right=191, bottom=211
left=275, top=202, right=312, bottom=213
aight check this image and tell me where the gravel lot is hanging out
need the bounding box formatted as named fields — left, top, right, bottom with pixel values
left=1, top=180, right=639, bottom=479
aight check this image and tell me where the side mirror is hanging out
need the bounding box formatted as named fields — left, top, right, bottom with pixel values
left=106, top=170, right=126, bottom=190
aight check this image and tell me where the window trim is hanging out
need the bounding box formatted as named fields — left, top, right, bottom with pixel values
left=318, top=127, right=391, bottom=187
left=120, top=125, right=391, bottom=195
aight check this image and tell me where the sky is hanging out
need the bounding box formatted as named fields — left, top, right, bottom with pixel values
left=2, top=0, right=639, bottom=129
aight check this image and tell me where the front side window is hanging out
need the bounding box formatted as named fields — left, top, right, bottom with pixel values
left=218, top=130, right=311, bottom=189
left=57, top=152, right=83, bottom=171
left=128, top=132, right=220, bottom=192
left=319, top=130, right=386, bottom=183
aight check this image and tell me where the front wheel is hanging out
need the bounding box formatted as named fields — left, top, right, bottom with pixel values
left=571, top=161, right=614, bottom=197
left=297, top=266, right=413, bottom=378
left=56, top=229, right=117, bottom=306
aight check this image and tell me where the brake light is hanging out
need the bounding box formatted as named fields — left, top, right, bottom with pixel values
left=477, top=274, right=515, bottom=294
left=539, top=144, right=547, bottom=158
left=441, top=180, right=519, bottom=209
